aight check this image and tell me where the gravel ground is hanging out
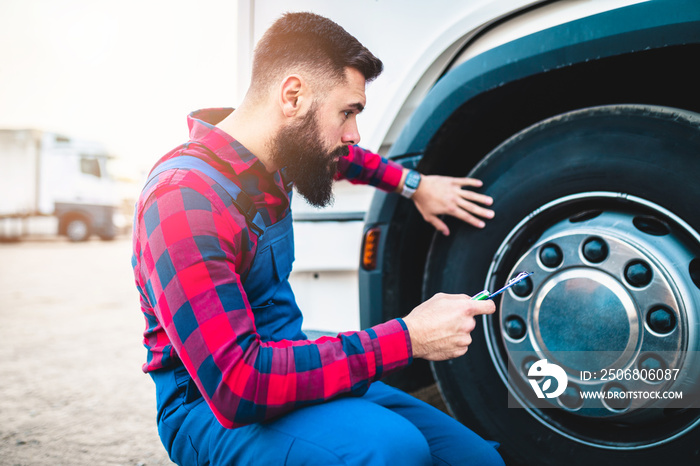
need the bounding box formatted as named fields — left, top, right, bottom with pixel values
left=0, top=235, right=448, bottom=465
left=0, top=236, right=173, bottom=466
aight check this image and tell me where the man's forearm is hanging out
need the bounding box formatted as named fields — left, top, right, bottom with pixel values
left=335, top=145, right=404, bottom=192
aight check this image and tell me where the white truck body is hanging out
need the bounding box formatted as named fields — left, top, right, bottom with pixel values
left=0, top=129, right=119, bottom=240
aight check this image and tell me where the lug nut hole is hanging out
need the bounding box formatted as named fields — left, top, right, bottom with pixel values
left=539, top=243, right=563, bottom=269
left=625, top=260, right=653, bottom=288
left=646, top=307, right=676, bottom=335
left=582, top=237, right=608, bottom=263
left=638, top=354, right=668, bottom=384
left=558, top=384, right=584, bottom=411
left=602, top=383, right=631, bottom=412
left=511, top=276, right=533, bottom=298
left=504, top=315, right=527, bottom=340
left=522, top=357, right=542, bottom=381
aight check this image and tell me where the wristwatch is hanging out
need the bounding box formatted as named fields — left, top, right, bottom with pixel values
left=400, top=169, right=422, bottom=199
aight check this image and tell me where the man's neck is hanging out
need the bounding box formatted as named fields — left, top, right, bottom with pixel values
left=216, top=102, right=278, bottom=173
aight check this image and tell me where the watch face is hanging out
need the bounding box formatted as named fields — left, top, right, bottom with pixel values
left=405, top=170, right=421, bottom=189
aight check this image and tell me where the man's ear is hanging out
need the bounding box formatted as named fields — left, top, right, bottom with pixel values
left=279, top=75, right=306, bottom=118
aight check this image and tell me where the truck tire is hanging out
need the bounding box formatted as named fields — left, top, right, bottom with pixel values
left=423, top=105, right=700, bottom=465
left=65, top=217, right=90, bottom=242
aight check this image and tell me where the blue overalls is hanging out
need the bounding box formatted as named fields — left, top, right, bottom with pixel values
left=146, top=156, right=504, bottom=465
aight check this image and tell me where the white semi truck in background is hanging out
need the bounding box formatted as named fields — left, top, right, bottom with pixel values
left=238, top=1, right=700, bottom=464
left=0, top=129, right=120, bottom=242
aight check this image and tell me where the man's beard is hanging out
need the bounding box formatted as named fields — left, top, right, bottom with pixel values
left=269, top=108, right=349, bottom=208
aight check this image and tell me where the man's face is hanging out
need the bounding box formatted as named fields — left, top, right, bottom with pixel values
left=269, top=67, right=367, bottom=208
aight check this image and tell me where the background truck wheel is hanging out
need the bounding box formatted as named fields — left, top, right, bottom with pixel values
left=423, top=105, right=700, bottom=465
left=65, top=217, right=91, bottom=242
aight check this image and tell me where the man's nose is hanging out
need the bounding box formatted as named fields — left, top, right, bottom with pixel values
left=341, top=121, right=361, bottom=146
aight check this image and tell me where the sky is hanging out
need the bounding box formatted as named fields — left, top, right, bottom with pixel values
left=0, top=0, right=240, bottom=180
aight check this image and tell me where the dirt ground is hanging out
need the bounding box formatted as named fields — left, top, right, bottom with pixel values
left=0, top=236, right=174, bottom=466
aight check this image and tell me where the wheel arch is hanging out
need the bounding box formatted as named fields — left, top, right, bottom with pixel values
left=389, top=0, right=700, bottom=159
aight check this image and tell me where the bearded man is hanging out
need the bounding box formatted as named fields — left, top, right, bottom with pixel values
left=132, top=12, right=502, bottom=465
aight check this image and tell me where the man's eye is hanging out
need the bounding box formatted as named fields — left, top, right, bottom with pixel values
left=343, top=111, right=352, bottom=119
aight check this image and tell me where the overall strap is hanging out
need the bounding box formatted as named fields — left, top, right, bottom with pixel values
left=145, top=155, right=266, bottom=236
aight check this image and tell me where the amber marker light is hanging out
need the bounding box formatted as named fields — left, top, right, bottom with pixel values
left=361, top=227, right=381, bottom=271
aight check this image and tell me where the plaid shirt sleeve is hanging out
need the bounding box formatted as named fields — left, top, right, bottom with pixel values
left=133, top=168, right=413, bottom=430
left=335, top=145, right=404, bottom=192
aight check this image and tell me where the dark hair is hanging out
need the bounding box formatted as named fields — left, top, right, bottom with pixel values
left=249, top=12, right=383, bottom=96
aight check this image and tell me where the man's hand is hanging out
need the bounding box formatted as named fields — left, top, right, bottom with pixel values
left=402, top=293, right=496, bottom=361
left=412, top=174, right=494, bottom=235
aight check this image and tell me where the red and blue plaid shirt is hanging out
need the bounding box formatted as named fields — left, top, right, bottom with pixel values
left=132, top=108, right=412, bottom=429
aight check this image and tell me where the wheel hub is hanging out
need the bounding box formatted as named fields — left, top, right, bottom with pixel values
left=485, top=193, right=700, bottom=447
left=535, top=269, right=636, bottom=365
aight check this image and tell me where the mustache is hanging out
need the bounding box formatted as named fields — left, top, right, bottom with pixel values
left=334, top=145, right=350, bottom=158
